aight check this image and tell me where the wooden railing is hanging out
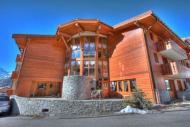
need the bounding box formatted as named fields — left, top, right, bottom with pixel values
left=161, top=63, right=172, bottom=75
left=161, top=61, right=190, bottom=75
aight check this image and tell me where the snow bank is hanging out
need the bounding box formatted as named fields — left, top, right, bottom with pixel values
left=119, top=105, right=147, bottom=114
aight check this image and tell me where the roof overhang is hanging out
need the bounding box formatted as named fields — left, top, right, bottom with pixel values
left=12, top=34, right=56, bottom=51
left=56, top=19, right=113, bottom=37
left=113, top=11, right=186, bottom=49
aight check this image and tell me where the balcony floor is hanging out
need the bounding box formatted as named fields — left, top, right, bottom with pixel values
left=166, top=73, right=190, bottom=79
left=159, top=48, right=187, bottom=61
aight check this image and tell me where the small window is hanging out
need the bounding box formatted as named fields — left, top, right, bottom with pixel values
left=38, top=83, right=46, bottom=90
left=154, top=53, right=159, bottom=63
left=50, top=83, right=53, bottom=88
left=123, top=81, right=129, bottom=92
left=165, top=80, right=171, bottom=91
left=130, top=79, right=137, bottom=92
left=110, top=81, right=117, bottom=92
left=118, top=81, right=122, bottom=92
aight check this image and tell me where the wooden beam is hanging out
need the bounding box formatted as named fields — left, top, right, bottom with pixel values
left=96, top=24, right=101, bottom=34
left=80, top=37, right=84, bottom=76
left=57, top=30, right=72, bottom=38
left=95, top=35, right=99, bottom=80
left=61, top=33, right=72, bottom=38
left=75, top=23, right=84, bottom=32
left=60, top=35, right=69, bottom=49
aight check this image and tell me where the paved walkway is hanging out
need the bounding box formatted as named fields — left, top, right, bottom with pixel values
left=1, top=110, right=190, bottom=127
left=151, top=101, right=190, bottom=113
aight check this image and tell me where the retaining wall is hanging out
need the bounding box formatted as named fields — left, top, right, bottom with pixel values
left=13, top=96, right=124, bottom=116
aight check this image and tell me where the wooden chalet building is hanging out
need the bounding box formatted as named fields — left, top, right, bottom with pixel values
left=11, top=11, right=190, bottom=103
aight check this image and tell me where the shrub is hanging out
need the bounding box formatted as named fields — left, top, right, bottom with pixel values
left=123, top=89, right=152, bottom=109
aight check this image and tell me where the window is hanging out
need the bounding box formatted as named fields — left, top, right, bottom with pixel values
left=89, top=61, right=95, bottom=76
left=165, top=80, right=171, bottom=91
left=154, top=53, right=159, bottom=63
left=102, top=61, right=108, bottom=79
left=110, top=81, right=117, bottom=92
left=130, top=79, right=137, bottom=92
left=98, top=61, right=102, bottom=79
left=71, top=38, right=80, bottom=59
left=118, top=81, right=122, bottom=92
left=98, top=51, right=102, bottom=58
left=99, top=37, right=108, bottom=59
left=38, top=83, right=46, bottom=90
left=123, top=81, right=129, bottom=92
left=103, top=83, right=108, bottom=88
left=84, top=37, right=95, bottom=57
left=71, top=61, right=80, bottom=75
left=99, top=37, right=107, bottom=49
left=50, top=83, right=53, bottom=88
left=83, top=60, right=95, bottom=76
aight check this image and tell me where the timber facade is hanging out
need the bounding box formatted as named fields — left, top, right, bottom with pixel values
left=11, top=11, right=190, bottom=103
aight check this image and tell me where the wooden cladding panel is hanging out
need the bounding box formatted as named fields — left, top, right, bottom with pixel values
left=16, top=38, right=66, bottom=96
left=109, top=28, right=155, bottom=102
left=109, top=28, right=149, bottom=78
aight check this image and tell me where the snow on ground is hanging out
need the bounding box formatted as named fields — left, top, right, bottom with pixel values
left=119, top=106, right=147, bottom=114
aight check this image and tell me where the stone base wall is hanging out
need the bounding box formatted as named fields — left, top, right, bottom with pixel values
left=62, top=76, right=95, bottom=100
left=13, top=96, right=124, bottom=116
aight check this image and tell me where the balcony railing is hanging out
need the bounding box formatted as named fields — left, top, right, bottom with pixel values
left=16, top=54, right=23, bottom=63
left=11, top=71, right=18, bottom=79
left=161, top=61, right=190, bottom=78
left=157, top=40, right=187, bottom=60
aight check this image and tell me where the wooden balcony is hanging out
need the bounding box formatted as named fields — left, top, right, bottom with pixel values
left=16, top=54, right=23, bottom=63
left=11, top=71, right=18, bottom=79
left=157, top=40, right=187, bottom=60
left=161, top=61, right=190, bottom=78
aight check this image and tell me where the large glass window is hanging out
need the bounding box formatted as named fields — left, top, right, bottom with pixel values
left=71, top=38, right=81, bottom=59
left=84, top=37, right=95, bottom=57
left=98, top=37, right=108, bottom=81
left=64, top=35, right=108, bottom=79
left=69, top=38, right=81, bottom=75
left=83, top=60, right=95, bottom=76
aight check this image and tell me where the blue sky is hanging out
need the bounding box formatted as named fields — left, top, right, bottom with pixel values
left=0, top=0, right=189, bottom=72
